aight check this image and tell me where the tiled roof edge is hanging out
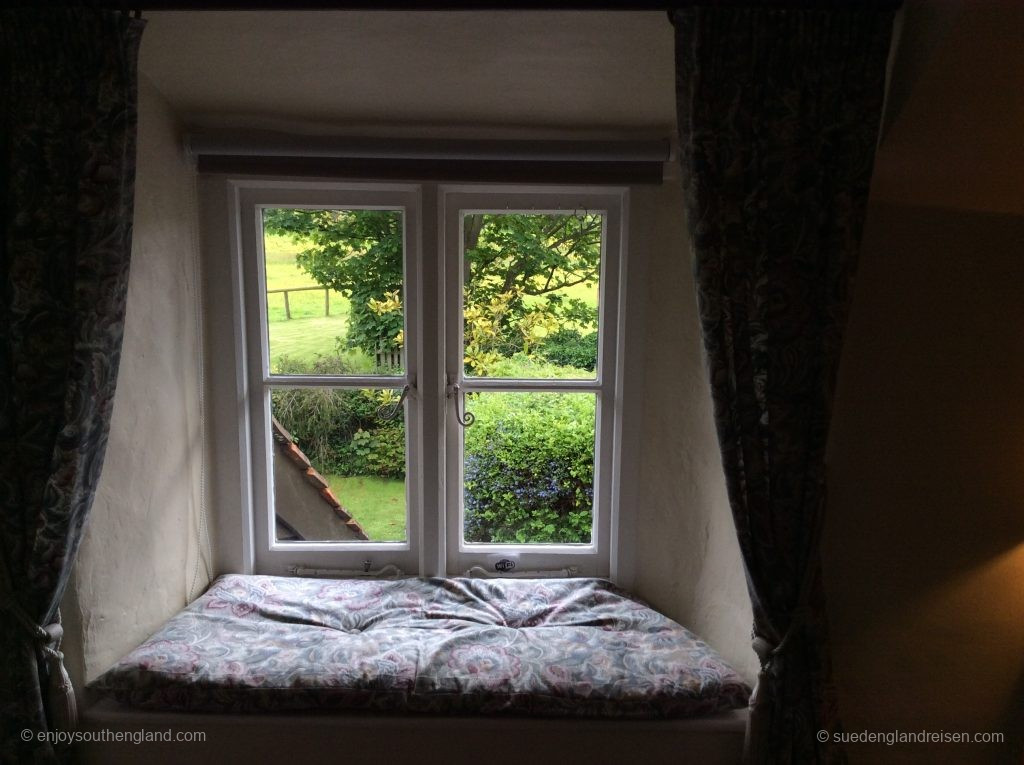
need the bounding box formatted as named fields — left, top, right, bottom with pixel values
left=270, top=417, right=371, bottom=541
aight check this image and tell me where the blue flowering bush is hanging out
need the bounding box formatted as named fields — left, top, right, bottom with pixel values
left=463, top=389, right=595, bottom=544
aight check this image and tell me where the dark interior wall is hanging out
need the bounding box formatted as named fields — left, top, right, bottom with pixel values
left=825, top=202, right=1024, bottom=764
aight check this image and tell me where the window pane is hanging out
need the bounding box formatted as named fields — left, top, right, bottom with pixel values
left=262, top=208, right=405, bottom=376
left=462, top=213, right=601, bottom=380
left=271, top=387, right=407, bottom=543
left=462, top=391, right=595, bottom=545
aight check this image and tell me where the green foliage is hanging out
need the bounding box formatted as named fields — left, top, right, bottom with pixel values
left=484, top=353, right=591, bottom=380
left=263, top=209, right=601, bottom=366
left=271, top=356, right=405, bottom=479
left=261, top=205, right=607, bottom=546
left=538, top=328, right=599, bottom=371
left=463, top=391, right=595, bottom=544
left=342, top=424, right=406, bottom=478
left=263, top=209, right=404, bottom=362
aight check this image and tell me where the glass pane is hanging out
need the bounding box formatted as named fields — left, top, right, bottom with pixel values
left=271, top=387, right=407, bottom=543
left=462, top=212, right=601, bottom=380
left=462, top=391, right=595, bottom=545
left=262, top=208, right=405, bottom=376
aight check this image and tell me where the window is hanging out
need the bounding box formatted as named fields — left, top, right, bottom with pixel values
left=230, top=181, right=627, bottom=577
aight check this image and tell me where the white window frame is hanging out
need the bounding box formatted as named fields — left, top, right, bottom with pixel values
left=218, top=179, right=632, bottom=580
left=441, top=188, right=625, bottom=577
left=236, top=182, right=423, bottom=575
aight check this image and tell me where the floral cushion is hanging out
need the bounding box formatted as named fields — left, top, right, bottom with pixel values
left=90, top=574, right=750, bottom=718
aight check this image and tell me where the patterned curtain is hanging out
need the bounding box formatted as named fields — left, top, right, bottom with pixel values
left=672, top=5, right=895, bottom=764
left=0, top=9, right=144, bottom=762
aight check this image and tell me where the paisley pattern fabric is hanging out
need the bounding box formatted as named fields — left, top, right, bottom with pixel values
left=672, top=6, right=895, bottom=764
left=91, top=574, right=750, bottom=718
left=0, top=9, right=144, bottom=763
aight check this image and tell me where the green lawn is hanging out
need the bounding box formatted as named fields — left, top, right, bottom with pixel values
left=263, top=233, right=366, bottom=369
left=326, top=475, right=406, bottom=542
left=268, top=315, right=372, bottom=370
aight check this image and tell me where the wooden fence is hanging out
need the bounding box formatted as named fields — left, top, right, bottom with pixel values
left=375, top=344, right=403, bottom=369
left=266, top=286, right=331, bottom=319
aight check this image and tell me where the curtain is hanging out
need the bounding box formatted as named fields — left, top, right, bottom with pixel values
left=672, top=5, right=895, bottom=764
left=0, top=9, right=144, bottom=762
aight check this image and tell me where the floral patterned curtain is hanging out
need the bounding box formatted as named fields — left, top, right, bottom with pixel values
left=672, top=5, right=895, bottom=763
left=0, top=9, right=144, bottom=762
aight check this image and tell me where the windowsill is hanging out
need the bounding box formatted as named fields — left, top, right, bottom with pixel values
left=79, top=697, right=748, bottom=765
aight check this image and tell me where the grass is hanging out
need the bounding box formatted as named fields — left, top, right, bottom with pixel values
left=268, top=316, right=374, bottom=371
left=326, top=475, right=406, bottom=542
left=263, top=232, right=363, bottom=369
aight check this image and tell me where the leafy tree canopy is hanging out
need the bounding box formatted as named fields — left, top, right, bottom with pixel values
left=263, top=208, right=601, bottom=373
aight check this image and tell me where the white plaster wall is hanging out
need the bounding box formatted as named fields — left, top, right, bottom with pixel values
left=62, top=75, right=209, bottom=689
left=629, top=182, right=758, bottom=683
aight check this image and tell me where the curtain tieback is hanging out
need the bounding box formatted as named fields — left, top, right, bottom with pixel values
left=0, top=596, right=78, bottom=731
left=744, top=605, right=813, bottom=765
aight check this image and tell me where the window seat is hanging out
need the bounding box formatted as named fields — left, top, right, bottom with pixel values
left=82, top=574, right=749, bottom=763
left=89, top=574, right=749, bottom=719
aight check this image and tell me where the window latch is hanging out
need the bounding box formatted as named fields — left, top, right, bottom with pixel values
left=376, top=381, right=413, bottom=422
left=446, top=376, right=475, bottom=428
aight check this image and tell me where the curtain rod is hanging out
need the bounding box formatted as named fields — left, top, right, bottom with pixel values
left=118, top=1, right=901, bottom=10
left=129, top=2, right=677, bottom=9
left=186, top=133, right=671, bottom=163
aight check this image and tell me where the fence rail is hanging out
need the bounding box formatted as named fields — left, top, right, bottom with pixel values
left=266, top=286, right=331, bottom=319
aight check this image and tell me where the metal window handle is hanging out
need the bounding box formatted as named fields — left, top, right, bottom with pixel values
left=448, top=382, right=475, bottom=428
left=376, top=382, right=412, bottom=421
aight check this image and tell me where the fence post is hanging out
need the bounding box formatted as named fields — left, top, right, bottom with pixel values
left=283, top=290, right=291, bottom=320
left=324, top=288, right=330, bottom=317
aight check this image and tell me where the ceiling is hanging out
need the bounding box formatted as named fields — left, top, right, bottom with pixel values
left=139, top=5, right=1023, bottom=215
left=139, top=11, right=676, bottom=138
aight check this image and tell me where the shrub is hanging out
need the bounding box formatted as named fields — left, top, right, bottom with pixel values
left=484, top=353, right=591, bottom=380
left=538, top=328, right=598, bottom=371
left=338, top=423, right=407, bottom=477
left=463, top=392, right=595, bottom=544
left=271, top=356, right=406, bottom=478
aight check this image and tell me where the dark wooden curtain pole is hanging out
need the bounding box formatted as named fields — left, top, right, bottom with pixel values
left=67, top=0, right=900, bottom=11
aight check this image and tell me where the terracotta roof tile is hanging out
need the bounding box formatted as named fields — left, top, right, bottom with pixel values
left=270, top=416, right=370, bottom=542
left=282, top=442, right=311, bottom=469
left=344, top=520, right=370, bottom=541
left=303, top=468, right=329, bottom=490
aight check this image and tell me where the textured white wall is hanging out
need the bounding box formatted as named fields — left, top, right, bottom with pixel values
left=62, top=76, right=208, bottom=688
left=629, top=182, right=758, bottom=683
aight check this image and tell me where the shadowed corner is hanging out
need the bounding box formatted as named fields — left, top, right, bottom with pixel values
left=988, top=540, right=1024, bottom=765
left=998, top=666, right=1024, bottom=765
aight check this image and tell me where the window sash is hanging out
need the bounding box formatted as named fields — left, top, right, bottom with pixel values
left=229, top=182, right=626, bottom=578
left=237, top=184, right=423, bottom=575
left=441, top=189, right=624, bottom=577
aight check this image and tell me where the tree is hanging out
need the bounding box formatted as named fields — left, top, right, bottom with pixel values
left=265, top=209, right=404, bottom=360
left=263, top=208, right=602, bottom=373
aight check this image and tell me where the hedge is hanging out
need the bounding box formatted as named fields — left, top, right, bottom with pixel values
left=463, top=390, right=595, bottom=544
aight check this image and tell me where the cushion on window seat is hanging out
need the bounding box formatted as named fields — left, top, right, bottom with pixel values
left=89, top=574, right=750, bottom=718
